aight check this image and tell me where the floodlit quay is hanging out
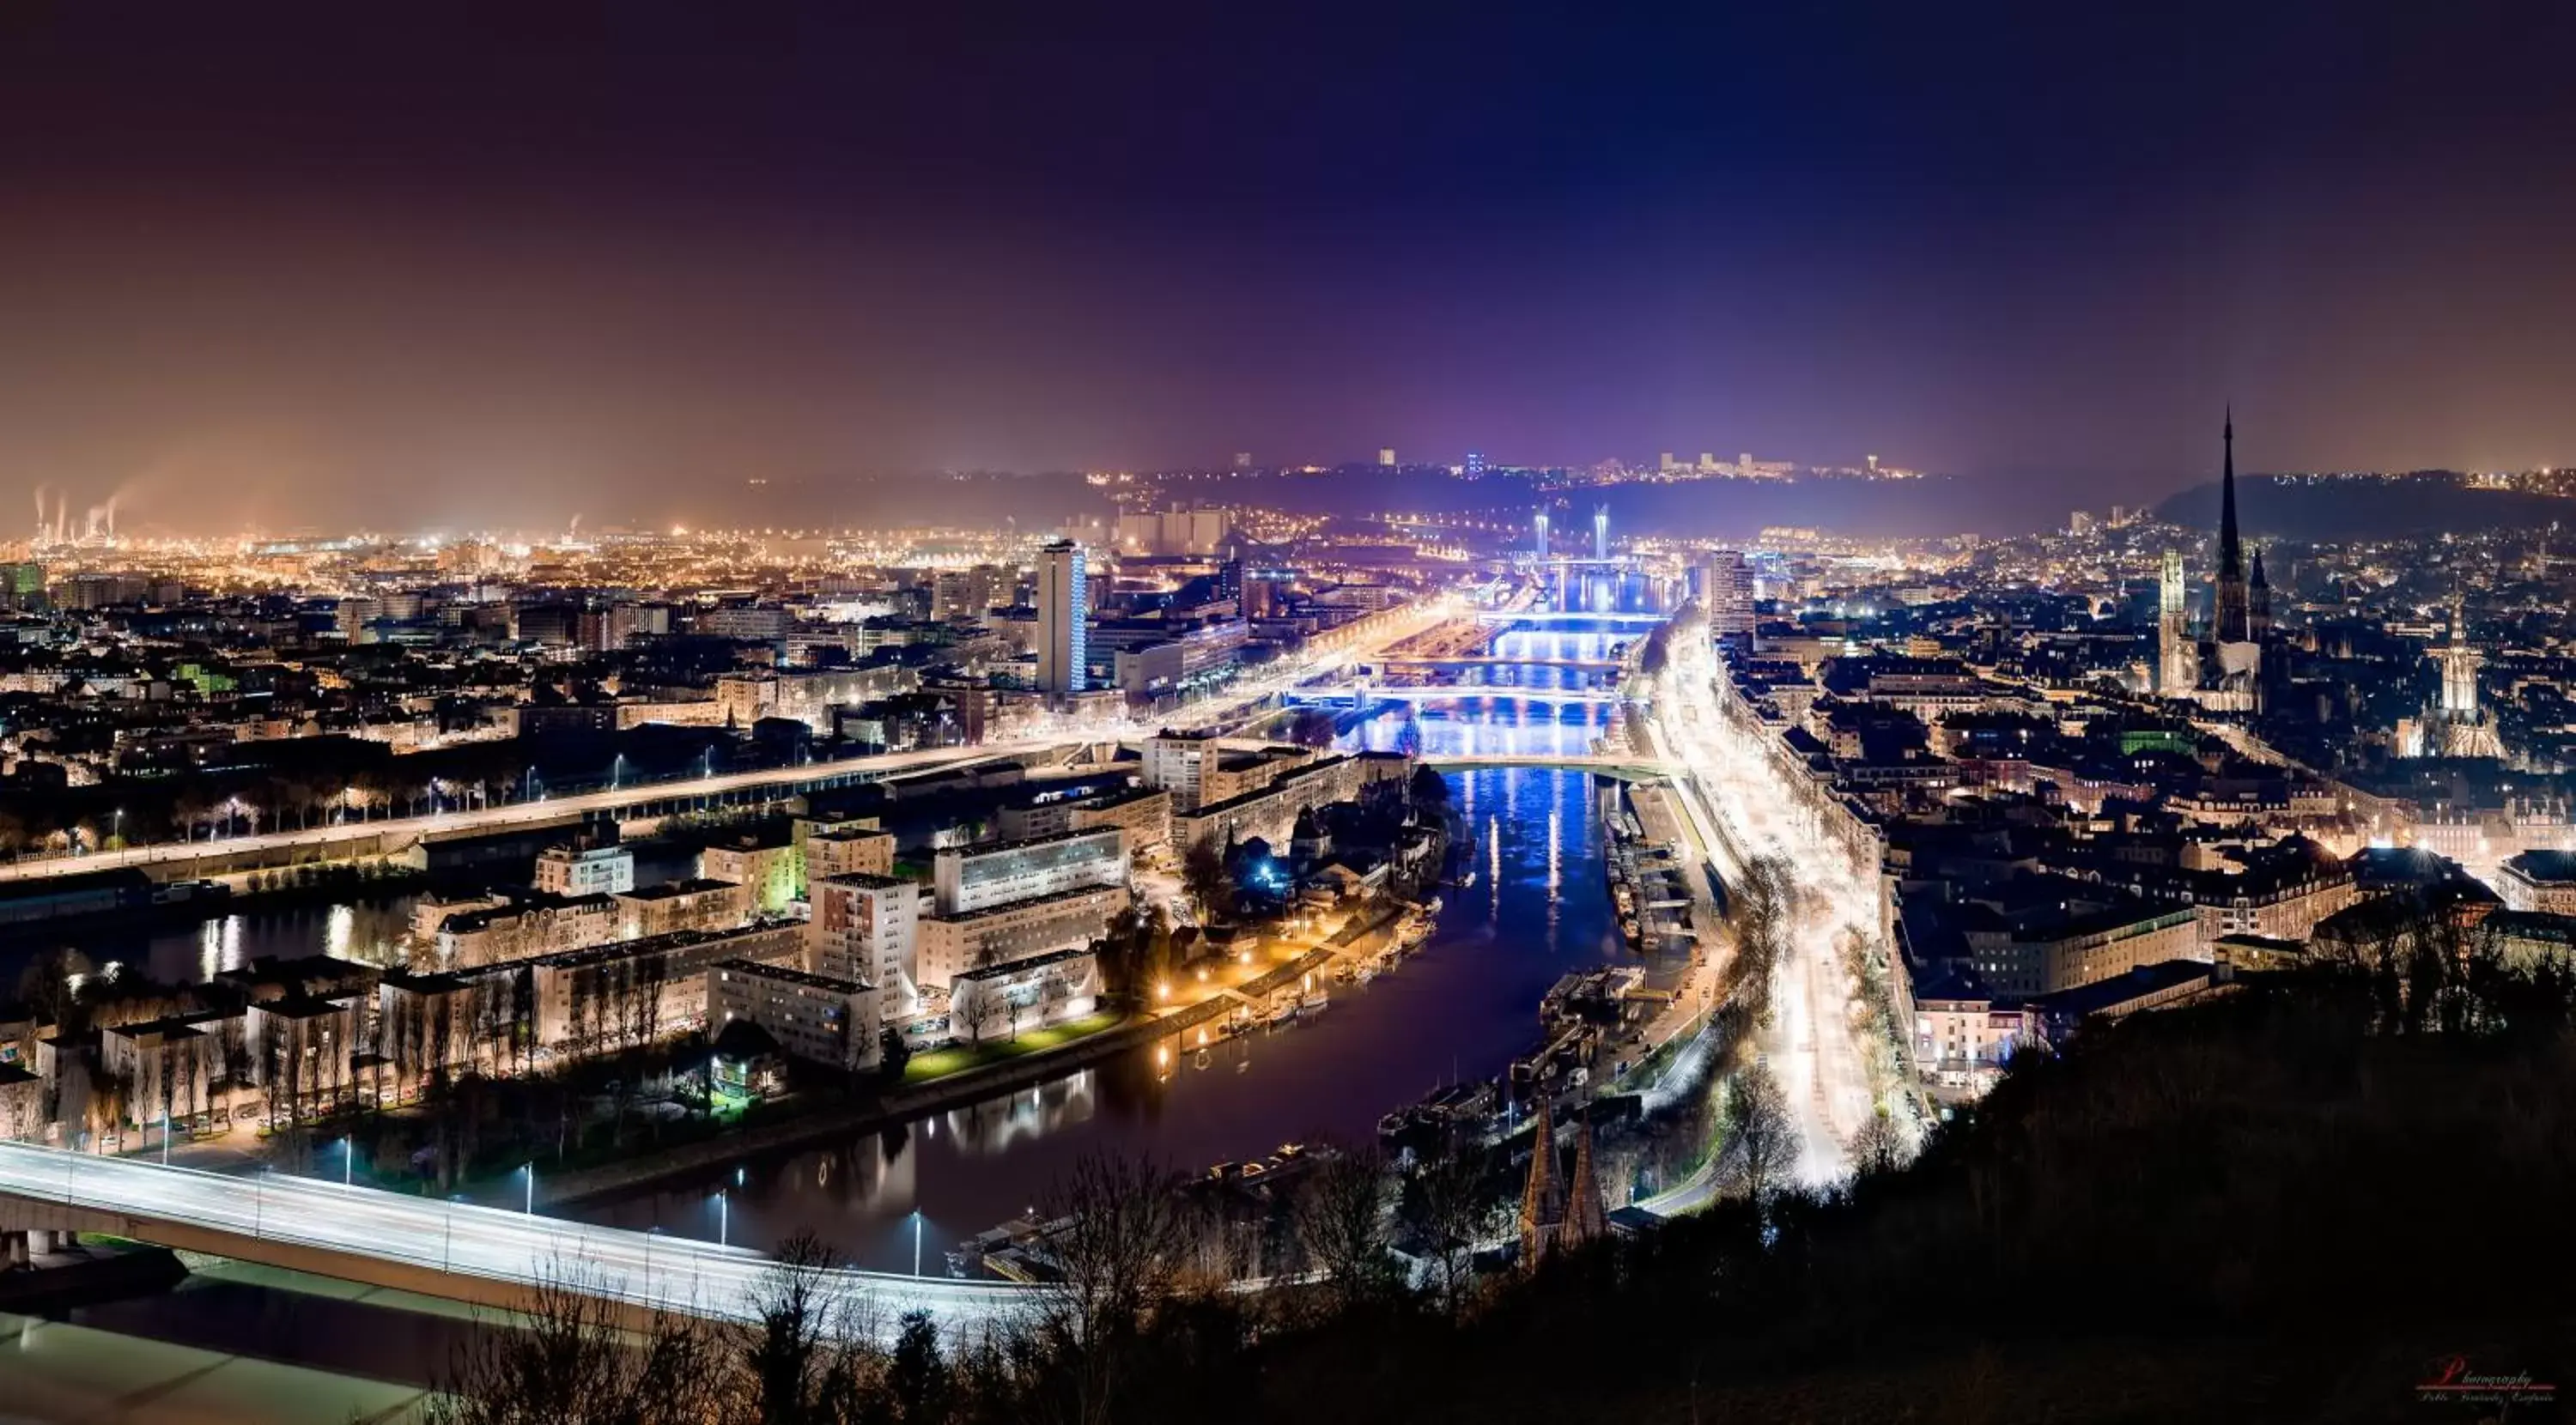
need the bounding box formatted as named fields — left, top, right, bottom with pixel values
left=0, top=1143, right=1028, bottom=1336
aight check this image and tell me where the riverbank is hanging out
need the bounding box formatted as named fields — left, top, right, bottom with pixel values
left=541, top=906, right=1413, bottom=1208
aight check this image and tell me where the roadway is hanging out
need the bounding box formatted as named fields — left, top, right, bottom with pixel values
left=0, top=743, right=1023, bottom=884
left=0, top=1143, right=1028, bottom=1337
left=1642, top=629, right=1880, bottom=1192
left=0, top=593, right=1479, bottom=887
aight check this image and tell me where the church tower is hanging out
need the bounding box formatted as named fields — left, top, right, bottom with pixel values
left=2157, top=549, right=2196, bottom=694
left=2215, top=408, right=2251, bottom=644
left=1517, top=1096, right=1609, bottom=1266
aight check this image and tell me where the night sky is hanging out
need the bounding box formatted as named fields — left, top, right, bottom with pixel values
left=3, top=3, right=2574, bottom=533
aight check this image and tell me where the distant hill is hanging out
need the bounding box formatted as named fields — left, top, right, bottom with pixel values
left=2154, top=473, right=2573, bottom=542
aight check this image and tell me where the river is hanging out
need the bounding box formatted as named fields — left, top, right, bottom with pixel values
left=23, top=623, right=1642, bottom=1276
left=567, top=621, right=1640, bottom=1268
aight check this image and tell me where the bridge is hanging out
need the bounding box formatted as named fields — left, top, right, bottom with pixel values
left=1285, top=686, right=1624, bottom=706
left=0, top=743, right=1031, bottom=886
left=1424, top=753, right=1671, bottom=779
left=0, top=1143, right=1024, bottom=1337
left=1366, top=656, right=1624, bottom=672
left=1473, top=609, right=1669, bottom=627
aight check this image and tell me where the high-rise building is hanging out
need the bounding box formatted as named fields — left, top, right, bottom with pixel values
left=1232, top=451, right=1252, bottom=470
left=1700, top=550, right=1753, bottom=635
left=1036, top=540, right=1087, bottom=694
left=1532, top=508, right=1552, bottom=558
left=1377, top=446, right=1397, bottom=468
left=1658, top=452, right=1676, bottom=472
left=1592, top=506, right=1610, bottom=560
left=1464, top=451, right=1485, bottom=477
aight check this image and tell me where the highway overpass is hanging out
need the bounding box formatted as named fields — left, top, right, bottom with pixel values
left=0, top=1143, right=1027, bottom=1337
left=0, top=743, right=1031, bottom=887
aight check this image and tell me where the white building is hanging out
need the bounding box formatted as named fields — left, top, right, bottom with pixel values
left=933, top=827, right=1126, bottom=915
left=809, top=874, right=927, bottom=1017
left=708, top=960, right=880, bottom=1073
left=947, top=946, right=1101, bottom=1044
left=1036, top=540, right=1088, bottom=695
left=920, top=883, right=1130, bottom=990
left=534, top=840, right=637, bottom=898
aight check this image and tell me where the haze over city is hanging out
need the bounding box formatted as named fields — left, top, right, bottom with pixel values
left=4, top=3, right=2576, bottom=535
left=9, top=7, right=2576, bottom=1423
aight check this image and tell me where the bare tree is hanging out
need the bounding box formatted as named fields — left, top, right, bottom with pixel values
left=727, top=1230, right=881, bottom=1425
left=1036, top=1154, right=1187, bottom=1425
left=1724, top=1058, right=1796, bottom=1210
left=1292, top=1145, right=1398, bottom=1307
left=955, top=987, right=1002, bottom=1046
left=1849, top=1108, right=1907, bottom=1179
left=425, top=1259, right=727, bottom=1425
left=1406, top=1148, right=1501, bottom=1319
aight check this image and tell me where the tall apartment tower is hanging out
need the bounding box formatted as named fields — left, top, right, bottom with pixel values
left=2157, top=549, right=2196, bottom=694
left=1700, top=550, right=1753, bottom=636
left=1532, top=507, right=1552, bottom=558
left=1036, top=539, right=1087, bottom=694
left=1592, top=506, right=1610, bottom=560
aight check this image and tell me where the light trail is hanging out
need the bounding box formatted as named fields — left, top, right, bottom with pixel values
left=0, top=743, right=1025, bottom=884
left=1643, top=628, right=1885, bottom=1189
left=0, top=1143, right=1030, bottom=1338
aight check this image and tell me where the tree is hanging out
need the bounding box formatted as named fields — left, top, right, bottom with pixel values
left=1849, top=1109, right=1907, bottom=1179
left=1291, top=1145, right=1398, bottom=1308
left=729, top=1231, right=877, bottom=1425
left=1405, top=1147, right=1500, bottom=1319
left=1407, top=762, right=1451, bottom=812
left=955, top=986, right=1001, bottom=1046
left=1723, top=1059, right=1796, bottom=1210
left=881, top=1310, right=951, bottom=1425
left=1036, top=1154, right=1187, bottom=1425
left=1181, top=842, right=1231, bottom=923
left=1285, top=707, right=1340, bottom=749
left=425, top=1259, right=726, bottom=1425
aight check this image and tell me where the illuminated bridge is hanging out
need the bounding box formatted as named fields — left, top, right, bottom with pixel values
left=0, top=1143, right=1025, bottom=1336
left=1285, top=686, right=1624, bottom=706
left=1473, top=609, right=1669, bottom=627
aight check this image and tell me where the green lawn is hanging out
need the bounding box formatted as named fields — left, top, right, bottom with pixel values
left=902, top=1010, right=1128, bottom=1082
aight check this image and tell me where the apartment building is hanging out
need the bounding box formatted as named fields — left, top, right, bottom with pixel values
left=614, top=877, right=751, bottom=939
left=918, top=883, right=1131, bottom=991
left=808, top=873, right=927, bottom=1016
left=948, top=946, right=1102, bottom=1044
left=933, top=827, right=1125, bottom=915
left=708, top=960, right=881, bottom=1073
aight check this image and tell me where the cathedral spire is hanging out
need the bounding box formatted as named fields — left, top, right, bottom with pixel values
left=2215, top=406, right=2251, bottom=643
